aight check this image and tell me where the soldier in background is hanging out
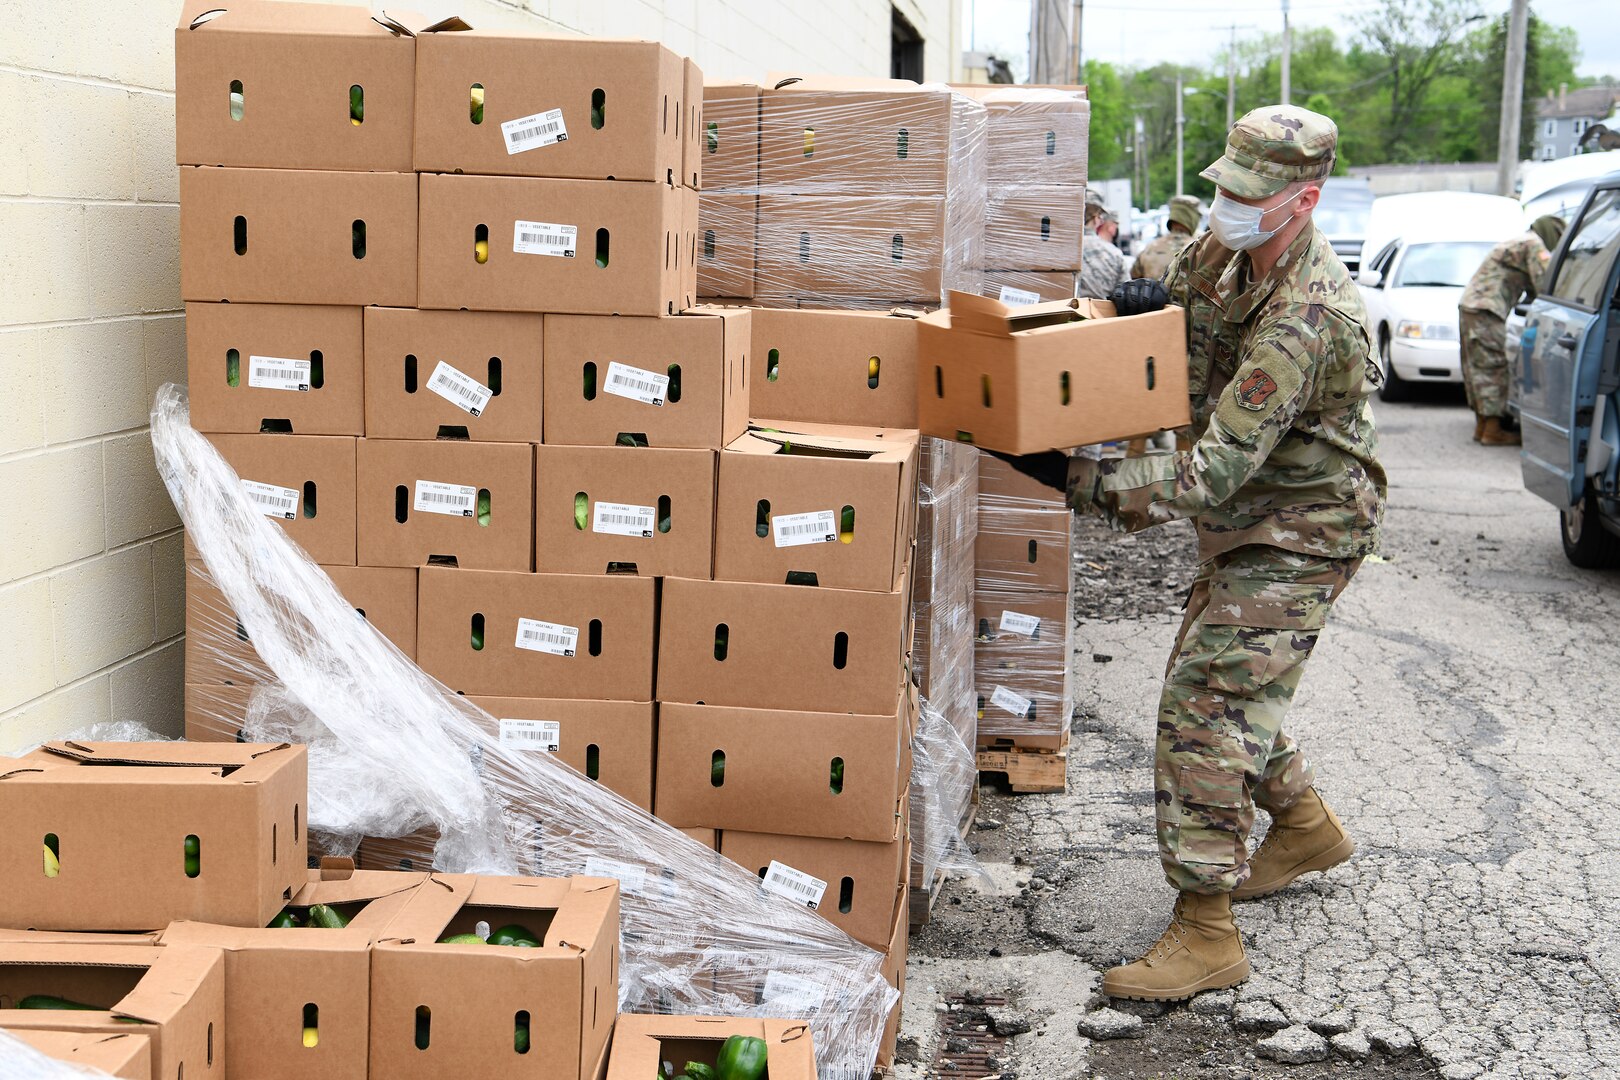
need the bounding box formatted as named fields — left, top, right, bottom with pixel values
left=1080, top=189, right=1130, bottom=300
left=1458, top=215, right=1567, bottom=446
left=1133, top=194, right=1203, bottom=280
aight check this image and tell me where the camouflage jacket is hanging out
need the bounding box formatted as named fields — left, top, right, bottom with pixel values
left=1459, top=231, right=1553, bottom=319
left=1069, top=223, right=1387, bottom=561
left=1131, top=230, right=1195, bottom=281
left=1078, top=227, right=1130, bottom=300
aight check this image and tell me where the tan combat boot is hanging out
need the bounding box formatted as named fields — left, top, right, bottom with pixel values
left=1101, top=891, right=1249, bottom=1001
left=1231, top=788, right=1355, bottom=900
left=1473, top=414, right=1487, bottom=443
left=1478, top=416, right=1522, bottom=446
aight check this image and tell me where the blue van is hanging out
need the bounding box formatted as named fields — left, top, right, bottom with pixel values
left=1516, top=175, right=1620, bottom=567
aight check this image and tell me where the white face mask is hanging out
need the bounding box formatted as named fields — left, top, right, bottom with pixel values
left=1209, top=188, right=1306, bottom=251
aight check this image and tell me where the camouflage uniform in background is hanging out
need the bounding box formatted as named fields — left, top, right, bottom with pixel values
left=1079, top=223, right=1130, bottom=300
left=1132, top=194, right=1203, bottom=281
left=1458, top=225, right=1558, bottom=417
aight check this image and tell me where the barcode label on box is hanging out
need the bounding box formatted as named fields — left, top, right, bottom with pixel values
left=427, top=361, right=492, bottom=417
left=998, top=284, right=1042, bottom=307
left=991, top=684, right=1034, bottom=718
left=498, top=719, right=560, bottom=752
left=761, top=971, right=828, bottom=1014
left=603, top=361, right=669, bottom=407
left=414, top=480, right=477, bottom=517
left=761, top=860, right=828, bottom=909
left=772, top=509, right=838, bottom=548
left=593, top=501, right=656, bottom=538
left=515, top=618, right=578, bottom=657
left=247, top=354, right=310, bottom=392
left=513, top=220, right=577, bottom=258
left=583, top=856, right=647, bottom=897
left=1000, top=610, right=1042, bottom=637
left=241, top=479, right=299, bottom=520
left=502, top=108, right=568, bottom=154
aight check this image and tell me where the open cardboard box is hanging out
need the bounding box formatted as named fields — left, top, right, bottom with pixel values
left=748, top=307, right=920, bottom=428
left=0, top=943, right=224, bottom=1080
left=714, top=421, right=917, bottom=593
left=355, top=439, right=534, bottom=571
left=370, top=875, right=618, bottom=1080
left=205, top=433, right=358, bottom=566
left=719, top=823, right=907, bottom=950
left=699, top=83, right=763, bottom=191
left=917, top=292, right=1190, bottom=455
left=185, top=302, right=364, bottom=436
left=0, top=743, right=307, bottom=931
left=605, top=1015, right=815, bottom=1080
left=466, top=698, right=657, bottom=811
left=6, top=1029, right=152, bottom=1079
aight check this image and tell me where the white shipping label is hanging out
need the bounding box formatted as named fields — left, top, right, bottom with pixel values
left=427, top=361, right=493, bottom=417
left=772, top=509, right=838, bottom=548
left=513, top=220, right=577, bottom=258
left=247, top=354, right=311, bottom=392
left=593, top=501, right=656, bottom=538
left=241, top=479, right=299, bottom=520
left=761, top=971, right=828, bottom=1014
left=760, top=860, right=828, bottom=909
left=991, top=684, right=1035, bottom=718
left=414, top=480, right=477, bottom=517
left=998, top=285, right=1043, bottom=307
left=602, top=361, right=670, bottom=407
left=999, top=610, right=1042, bottom=637
left=514, top=618, right=579, bottom=657
left=502, top=108, right=568, bottom=154
left=498, top=718, right=561, bottom=752
left=582, top=856, right=647, bottom=897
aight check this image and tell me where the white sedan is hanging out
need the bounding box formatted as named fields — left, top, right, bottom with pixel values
left=1357, top=238, right=1501, bottom=400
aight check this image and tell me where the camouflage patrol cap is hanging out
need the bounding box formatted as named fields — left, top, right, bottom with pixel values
left=1168, top=194, right=1202, bottom=232
left=1085, top=187, right=1106, bottom=209
left=1201, top=104, right=1337, bottom=199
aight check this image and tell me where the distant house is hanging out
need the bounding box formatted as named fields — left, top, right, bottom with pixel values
left=1535, top=84, right=1620, bottom=161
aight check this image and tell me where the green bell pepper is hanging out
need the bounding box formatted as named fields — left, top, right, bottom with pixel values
left=715, top=1034, right=768, bottom=1080
left=487, top=924, right=541, bottom=948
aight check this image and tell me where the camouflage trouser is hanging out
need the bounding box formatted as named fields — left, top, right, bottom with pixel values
left=1458, top=308, right=1509, bottom=417
left=1156, top=546, right=1361, bottom=893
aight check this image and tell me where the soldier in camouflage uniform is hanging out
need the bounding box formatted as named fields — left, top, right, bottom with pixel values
left=1080, top=189, right=1130, bottom=300
left=1132, top=194, right=1203, bottom=280
left=1458, top=215, right=1566, bottom=446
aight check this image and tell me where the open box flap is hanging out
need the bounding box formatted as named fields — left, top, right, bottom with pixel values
left=38, top=741, right=294, bottom=768
left=739, top=422, right=915, bottom=462
left=181, top=0, right=424, bottom=35
left=943, top=290, right=1094, bottom=337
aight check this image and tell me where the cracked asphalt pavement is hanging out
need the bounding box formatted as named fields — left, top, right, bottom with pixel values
left=897, top=397, right=1620, bottom=1079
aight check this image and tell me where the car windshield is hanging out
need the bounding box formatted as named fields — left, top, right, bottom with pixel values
left=1392, top=242, right=1498, bottom=288
left=1314, top=182, right=1374, bottom=238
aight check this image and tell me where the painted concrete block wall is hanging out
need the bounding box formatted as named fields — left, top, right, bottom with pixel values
left=0, top=0, right=959, bottom=753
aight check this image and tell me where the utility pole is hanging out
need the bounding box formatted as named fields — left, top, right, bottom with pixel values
left=1175, top=72, right=1185, bottom=197
left=1496, top=0, right=1530, bottom=197
left=1280, top=0, right=1292, bottom=104
left=1072, top=0, right=1083, bottom=82
left=1227, top=23, right=1240, bottom=129
left=1135, top=113, right=1149, bottom=210
left=1029, top=0, right=1070, bottom=84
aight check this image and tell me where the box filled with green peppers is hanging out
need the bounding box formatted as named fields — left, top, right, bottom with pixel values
left=605, top=1014, right=816, bottom=1080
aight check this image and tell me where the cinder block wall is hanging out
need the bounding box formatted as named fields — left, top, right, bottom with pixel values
left=0, top=0, right=959, bottom=752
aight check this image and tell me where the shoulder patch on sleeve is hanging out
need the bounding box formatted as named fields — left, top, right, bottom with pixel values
left=1214, top=341, right=1306, bottom=442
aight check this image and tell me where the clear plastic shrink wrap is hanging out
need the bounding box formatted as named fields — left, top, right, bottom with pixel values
left=0, top=1030, right=116, bottom=1080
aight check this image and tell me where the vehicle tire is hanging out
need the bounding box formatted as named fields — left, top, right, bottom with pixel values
left=1560, top=492, right=1620, bottom=569
left=1377, top=331, right=1411, bottom=402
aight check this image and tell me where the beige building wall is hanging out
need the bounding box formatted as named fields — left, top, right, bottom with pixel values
left=0, top=0, right=961, bottom=752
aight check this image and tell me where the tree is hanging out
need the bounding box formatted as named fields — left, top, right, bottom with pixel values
left=1351, top=0, right=1486, bottom=161
left=1080, top=59, right=1130, bottom=176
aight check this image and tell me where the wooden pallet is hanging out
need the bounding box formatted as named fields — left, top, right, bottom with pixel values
left=977, top=744, right=1069, bottom=794
left=908, top=791, right=978, bottom=928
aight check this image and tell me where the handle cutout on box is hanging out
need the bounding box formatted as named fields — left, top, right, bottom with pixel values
left=234, top=215, right=248, bottom=255
left=980, top=375, right=992, bottom=408
left=208, top=1022, right=215, bottom=1065
left=755, top=499, right=771, bottom=538
left=394, top=485, right=408, bottom=523
left=235, top=619, right=250, bottom=642
left=934, top=365, right=944, bottom=398
left=404, top=354, right=418, bottom=393
left=229, top=79, right=244, bottom=121
left=582, top=362, right=598, bottom=400
left=867, top=356, right=881, bottom=390
left=588, top=618, right=602, bottom=656
left=1027, top=539, right=1038, bottom=563
left=309, top=350, right=325, bottom=389
left=713, top=623, right=729, bottom=661
left=897, top=127, right=909, bottom=159
left=184, top=834, right=201, bottom=878
left=477, top=489, right=491, bottom=527
left=704, top=229, right=716, bottom=259
left=706, top=120, right=719, bottom=153
left=414, top=1006, right=430, bottom=1051
left=829, top=757, right=844, bottom=795
left=294, top=804, right=301, bottom=842
left=574, top=491, right=588, bottom=530
left=1146, top=355, right=1156, bottom=391
left=470, top=612, right=485, bottom=651
left=977, top=617, right=991, bottom=639
left=802, top=127, right=815, bottom=157
left=838, top=876, right=854, bottom=913
left=1045, top=130, right=1056, bottom=155
left=303, top=1004, right=319, bottom=1049
left=352, top=220, right=367, bottom=259
left=474, top=223, right=489, bottom=264
left=43, top=834, right=59, bottom=878
left=1060, top=370, right=1071, bottom=405
left=487, top=357, right=502, bottom=396
left=891, top=234, right=903, bottom=262
left=840, top=505, right=854, bottom=544
left=226, top=348, right=240, bottom=387
left=349, top=85, right=363, bottom=126
left=595, top=228, right=610, bottom=268
left=513, top=1010, right=530, bottom=1055
left=784, top=571, right=819, bottom=586
left=666, top=363, right=683, bottom=402
left=470, top=83, right=484, bottom=124
left=832, top=631, right=849, bottom=669
left=1040, top=215, right=1051, bottom=240
left=711, top=749, right=726, bottom=788
left=301, top=481, right=317, bottom=519
left=592, top=88, right=606, bottom=129
left=767, top=349, right=781, bottom=382
left=798, top=232, right=810, bottom=263
left=657, top=495, right=672, bottom=533
left=585, top=744, right=600, bottom=780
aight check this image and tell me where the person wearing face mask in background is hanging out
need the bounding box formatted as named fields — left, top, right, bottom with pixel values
left=1079, top=188, right=1131, bottom=300
left=996, top=105, right=1387, bottom=1002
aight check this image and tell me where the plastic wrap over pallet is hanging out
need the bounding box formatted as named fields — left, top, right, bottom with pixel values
left=151, top=386, right=900, bottom=1079
left=0, top=1029, right=116, bottom=1080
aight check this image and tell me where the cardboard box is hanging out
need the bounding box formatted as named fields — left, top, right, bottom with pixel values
left=917, top=293, right=1191, bottom=455
left=159, top=865, right=429, bottom=1080
left=681, top=58, right=704, bottom=190
left=363, top=307, right=544, bottom=443
left=699, top=84, right=763, bottom=190
left=414, top=32, right=693, bottom=185
left=0, top=944, right=223, bottom=1080
left=973, top=589, right=1073, bottom=750
left=720, top=827, right=906, bottom=949
left=355, top=829, right=440, bottom=872
left=184, top=683, right=253, bottom=743
left=982, top=270, right=1077, bottom=306
left=749, top=307, right=920, bottom=428
left=0, top=742, right=307, bottom=931
left=695, top=192, right=758, bottom=298
left=466, top=698, right=656, bottom=811
left=369, top=875, right=618, bottom=1080
left=206, top=433, right=358, bottom=565
left=657, top=574, right=909, bottom=714
left=175, top=0, right=420, bottom=172
left=5, top=1030, right=152, bottom=1080
left=185, top=303, right=364, bottom=435
left=975, top=508, right=1074, bottom=593
left=759, top=84, right=954, bottom=196
left=179, top=167, right=417, bottom=307
left=982, top=93, right=1090, bottom=184
left=975, top=447, right=1068, bottom=507
left=356, top=439, right=534, bottom=571
left=713, top=422, right=918, bottom=593
left=985, top=184, right=1085, bottom=271
left=543, top=308, right=750, bottom=449
left=416, top=568, right=656, bottom=700
left=418, top=173, right=696, bottom=316
left=604, top=1015, right=815, bottom=1080
left=656, top=687, right=914, bottom=842
left=755, top=194, right=947, bottom=307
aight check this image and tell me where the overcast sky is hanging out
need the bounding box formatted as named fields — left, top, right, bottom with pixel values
left=966, top=0, right=1616, bottom=82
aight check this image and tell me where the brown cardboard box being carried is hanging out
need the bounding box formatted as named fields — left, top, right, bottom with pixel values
left=355, top=439, right=534, bottom=571
left=699, top=84, right=763, bottom=191
left=657, top=573, right=910, bottom=715
left=544, top=308, right=750, bottom=449
left=917, top=292, right=1190, bottom=455
left=984, top=183, right=1085, bottom=271
left=467, top=698, right=657, bottom=811
left=749, top=307, right=920, bottom=428
left=160, top=863, right=430, bottom=1080
left=185, top=303, right=364, bottom=435
left=414, top=31, right=695, bottom=185
left=417, top=173, right=696, bottom=316
left=534, top=446, right=716, bottom=579
left=5, top=1030, right=152, bottom=1079
left=369, top=875, right=618, bottom=1080
left=982, top=270, right=1078, bottom=306
left=0, top=742, right=307, bottom=931
left=363, top=308, right=544, bottom=443
left=604, top=1015, right=815, bottom=1080
left=416, top=568, right=656, bottom=700
left=713, top=421, right=918, bottom=593
left=0, top=944, right=223, bottom=1080
left=720, top=823, right=907, bottom=949
left=755, top=193, right=947, bottom=308
left=179, top=167, right=417, bottom=307
left=759, top=81, right=955, bottom=196
left=695, top=191, right=758, bottom=298
left=204, top=433, right=357, bottom=565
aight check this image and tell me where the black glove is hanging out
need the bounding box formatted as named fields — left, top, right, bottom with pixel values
left=1109, top=278, right=1169, bottom=316
left=987, top=450, right=1070, bottom=494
